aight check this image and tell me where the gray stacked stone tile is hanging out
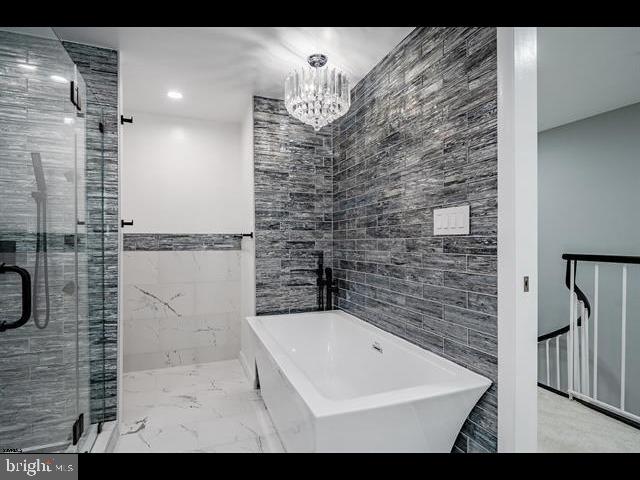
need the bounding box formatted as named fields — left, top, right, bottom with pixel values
left=253, top=96, right=333, bottom=315
left=62, top=41, right=119, bottom=424
left=123, top=233, right=242, bottom=251
left=253, top=27, right=498, bottom=453
left=332, top=27, right=497, bottom=453
left=0, top=30, right=93, bottom=450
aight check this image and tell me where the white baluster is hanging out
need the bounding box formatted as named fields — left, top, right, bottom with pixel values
left=568, top=261, right=575, bottom=396
left=579, top=301, right=584, bottom=393
left=574, top=295, right=581, bottom=393
left=580, top=302, right=589, bottom=396
left=566, top=334, right=570, bottom=394
left=621, top=265, right=627, bottom=411
left=556, top=335, right=561, bottom=390
left=585, top=306, right=590, bottom=396
left=593, top=264, right=599, bottom=400
left=546, top=339, right=550, bottom=386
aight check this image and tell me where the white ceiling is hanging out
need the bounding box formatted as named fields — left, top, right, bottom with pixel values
left=53, top=27, right=413, bottom=123
left=538, top=27, right=640, bottom=131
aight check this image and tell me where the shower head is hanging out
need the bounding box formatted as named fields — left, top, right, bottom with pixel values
left=31, top=152, right=46, bottom=195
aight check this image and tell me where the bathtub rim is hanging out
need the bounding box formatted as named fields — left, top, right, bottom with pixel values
left=247, top=310, right=492, bottom=419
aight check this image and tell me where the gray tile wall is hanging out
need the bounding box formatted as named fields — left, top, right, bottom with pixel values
left=123, top=233, right=241, bottom=251
left=61, top=41, right=119, bottom=423
left=332, top=27, right=498, bottom=453
left=0, top=30, right=93, bottom=450
left=252, top=27, right=498, bottom=453
left=253, top=96, right=333, bottom=315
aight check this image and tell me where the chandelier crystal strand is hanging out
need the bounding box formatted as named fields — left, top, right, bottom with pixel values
left=285, top=54, right=350, bottom=131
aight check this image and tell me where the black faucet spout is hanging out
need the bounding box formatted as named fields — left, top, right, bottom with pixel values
left=325, top=267, right=335, bottom=311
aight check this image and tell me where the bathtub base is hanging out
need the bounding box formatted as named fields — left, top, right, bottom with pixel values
left=254, top=339, right=483, bottom=452
left=242, top=311, right=491, bottom=453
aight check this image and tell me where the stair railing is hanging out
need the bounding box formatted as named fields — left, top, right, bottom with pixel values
left=538, top=253, right=640, bottom=429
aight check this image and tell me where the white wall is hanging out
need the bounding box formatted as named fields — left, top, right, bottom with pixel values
left=497, top=26, right=538, bottom=452
left=238, top=100, right=256, bottom=378
left=122, top=110, right=248, bottom=372
left=122, top=111, right=243, bottom=233
left=239, top=101, right=255, bottom=318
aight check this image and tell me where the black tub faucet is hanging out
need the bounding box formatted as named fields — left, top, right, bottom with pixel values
left=316, top=252, right=337, bottom=311
left=316, top=253, right=325, bottom=311
left=324, top=267, right=337, bottom=311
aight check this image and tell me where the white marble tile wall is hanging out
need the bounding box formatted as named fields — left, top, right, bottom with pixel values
left=123, top=250, right=241, bottom=372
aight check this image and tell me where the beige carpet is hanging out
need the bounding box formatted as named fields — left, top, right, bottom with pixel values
left=538, top=387, right=640, bottom=452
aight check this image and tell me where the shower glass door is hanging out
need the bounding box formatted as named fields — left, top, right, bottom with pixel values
left=0, top=27, right=95, bottom=452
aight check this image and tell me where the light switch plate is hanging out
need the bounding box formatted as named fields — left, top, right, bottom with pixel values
left=433, top=205, right=470, bottom=235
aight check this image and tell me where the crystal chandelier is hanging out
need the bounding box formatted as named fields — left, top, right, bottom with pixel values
left=284, top=54, right=351, bottom=131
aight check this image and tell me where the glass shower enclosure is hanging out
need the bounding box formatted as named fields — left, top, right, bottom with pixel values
left=0, top=27, right=107, bottom=452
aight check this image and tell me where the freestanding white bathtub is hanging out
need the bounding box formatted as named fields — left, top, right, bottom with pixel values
left=239, top=310, right=491, bottom=453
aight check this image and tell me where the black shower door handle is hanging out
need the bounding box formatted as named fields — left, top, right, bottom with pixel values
left=0, top=263, right=32, bottom=332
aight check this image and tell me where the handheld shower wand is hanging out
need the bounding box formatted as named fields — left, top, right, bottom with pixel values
left=31, top=153, right=50, bottom=330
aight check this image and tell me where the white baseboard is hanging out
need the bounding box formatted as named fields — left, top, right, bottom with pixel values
left=90, top=421, right=119, bottom=453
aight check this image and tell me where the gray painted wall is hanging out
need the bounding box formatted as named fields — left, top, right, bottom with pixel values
left=538, top=102, right=640, bottom=414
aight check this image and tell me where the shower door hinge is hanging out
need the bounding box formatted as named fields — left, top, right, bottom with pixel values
left=72, top=413, right=84, bottom=446
left=523, top=276, right=530, bottom=292
left=69, top=81, right=81, bottom=112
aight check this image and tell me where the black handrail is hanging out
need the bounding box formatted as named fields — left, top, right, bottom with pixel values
left=565, top=259, right=591, bottom=317
left=562, top=253, right=640, bottom=264
left=537, top=257, right=590, bottom=342
left=539, top=254, right=640, bottom=342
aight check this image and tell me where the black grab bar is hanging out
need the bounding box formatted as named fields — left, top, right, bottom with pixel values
left=0, top=263, right=32, bottom=332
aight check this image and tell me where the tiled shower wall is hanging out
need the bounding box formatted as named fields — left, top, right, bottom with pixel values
left=62, top=41, right=119, bottom=422
left=253, top=27, right=498, bottom=452
left=253, top=96, right=333, bottom=315
left=333, top=26, right=498, bottom=453
left=0, top=30, right=92, bottom=449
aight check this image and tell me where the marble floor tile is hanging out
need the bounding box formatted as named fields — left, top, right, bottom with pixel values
left=114, top=359, right=284, bottom=453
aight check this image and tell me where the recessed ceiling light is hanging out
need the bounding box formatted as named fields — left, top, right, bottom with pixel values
left=50, top=75, right=68, bottom=83
left=167, top=90, right=183, bottom=100
left=63, top=117, right=75, bottom=125
left=19, top=64, right=37, bottom=71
